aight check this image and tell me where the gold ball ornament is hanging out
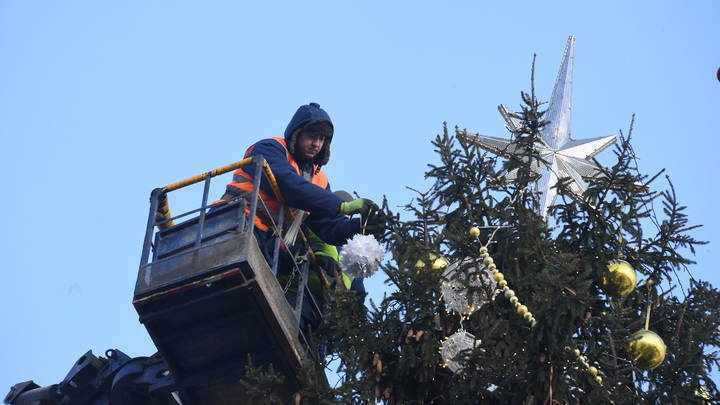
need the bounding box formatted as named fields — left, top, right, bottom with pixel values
left=599, top=259, right=637, bottom=298
left=469, top=227, right=480, bottom=237
left=415, top=253, right=449, bottom=271
left=588, top=366, right=598, bottom=376
left=626, top=330, right=666, bottom=370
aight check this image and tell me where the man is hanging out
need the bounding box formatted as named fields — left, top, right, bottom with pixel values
left=216, top=103, right=384, bottom=337
left=218, top=102, right=385, bottom=275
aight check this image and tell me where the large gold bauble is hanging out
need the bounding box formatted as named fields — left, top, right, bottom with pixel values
left=599, top=259, right=637, bottom=298
left=415, top=253, right=449, bottom=271
left=626, top=330, right=666, bottom=370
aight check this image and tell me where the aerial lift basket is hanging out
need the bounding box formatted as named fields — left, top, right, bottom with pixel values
left=133, top=156, right=311, bottom=404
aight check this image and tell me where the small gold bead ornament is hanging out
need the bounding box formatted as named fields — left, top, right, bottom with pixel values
left=470, top=228, right=535, bottom=326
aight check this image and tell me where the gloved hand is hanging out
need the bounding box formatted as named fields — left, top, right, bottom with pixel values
left=361, top=205, right=389, bottom=241
left=314, top=253, right=340, bottom=283
left=339, top=198, right=377, bottom=218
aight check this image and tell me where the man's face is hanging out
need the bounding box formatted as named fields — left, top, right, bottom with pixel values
left=295, top=132, right=326, bottom=161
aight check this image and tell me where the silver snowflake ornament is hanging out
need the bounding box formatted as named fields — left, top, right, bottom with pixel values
left=460, top=36, right=617, bottom=219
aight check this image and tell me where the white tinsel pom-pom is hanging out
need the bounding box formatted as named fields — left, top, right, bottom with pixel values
left=339, top=234, right=385, bottom=279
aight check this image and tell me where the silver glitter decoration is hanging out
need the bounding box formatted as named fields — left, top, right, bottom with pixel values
left=441, top=331, right=481, bottom=373
left=460, top=36, right=617, bottom=219
left=441, top=258, right=497, bottom=316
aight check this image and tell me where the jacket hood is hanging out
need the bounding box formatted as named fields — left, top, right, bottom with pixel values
left=284, top=103, right=334, bottom=167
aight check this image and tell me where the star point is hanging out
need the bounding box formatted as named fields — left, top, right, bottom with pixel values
left=461, top=36, right=617, bottom=219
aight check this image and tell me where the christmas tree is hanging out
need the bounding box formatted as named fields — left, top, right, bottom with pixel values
left=244, top=38, right=720, bottom=405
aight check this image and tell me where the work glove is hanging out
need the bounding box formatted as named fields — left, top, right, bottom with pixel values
left=339, top=198, right=377, bottom=218
left=361, top=205, right=389, bottom=241
left=314, top=253, right=340, bottom=284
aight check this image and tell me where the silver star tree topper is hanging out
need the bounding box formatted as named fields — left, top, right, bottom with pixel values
left=460, top=36, right=617, bottom=219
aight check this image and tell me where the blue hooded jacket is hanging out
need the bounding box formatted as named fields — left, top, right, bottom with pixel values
left=228, top=103, right=359, bottom=245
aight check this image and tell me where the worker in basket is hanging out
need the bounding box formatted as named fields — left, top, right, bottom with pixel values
left=214, top=103, right=385, bottom=328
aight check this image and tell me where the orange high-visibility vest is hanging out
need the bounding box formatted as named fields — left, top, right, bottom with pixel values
left=226, top=137, right=329, bottom=231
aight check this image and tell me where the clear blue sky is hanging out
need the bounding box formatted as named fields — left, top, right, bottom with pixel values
left=2, top=0, right=718, bottom=392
